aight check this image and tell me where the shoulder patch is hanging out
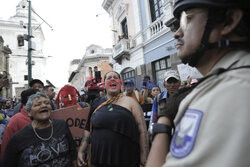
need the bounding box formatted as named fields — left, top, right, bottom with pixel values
left=170, top=109, right=203, bottom=158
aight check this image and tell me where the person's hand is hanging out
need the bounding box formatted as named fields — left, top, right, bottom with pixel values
left=77, top=150, right=87, bottom=167
left=140, top=153, right=147, bottom=167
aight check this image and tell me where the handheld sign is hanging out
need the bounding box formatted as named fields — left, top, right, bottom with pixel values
left=177, top=64, right=203, bottom=81
left=50, top=105, right=90, bottom=148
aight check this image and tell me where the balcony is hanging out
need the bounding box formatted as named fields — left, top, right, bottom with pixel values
left=143, top=15, right=167, bottom=43
left=150, top=16, right=165, bottom=37
left=163, top=0, right=176, bottom=27
left=113, top=38, right=130, bottom=64
left=102, top=0, right=115, bottom=12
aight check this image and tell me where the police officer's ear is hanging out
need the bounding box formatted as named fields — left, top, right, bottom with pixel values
left=221, top=9, right=243, bottom=36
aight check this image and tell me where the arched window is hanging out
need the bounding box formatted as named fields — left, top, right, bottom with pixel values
left=121, top=67, right=136, bottom=86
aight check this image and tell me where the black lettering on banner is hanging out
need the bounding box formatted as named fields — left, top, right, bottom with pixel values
left=80, top=119, right=86, bottom=129
left=66, top=118, right=86, bottom=129
left=75, top=118, right=80, bottom=127
left=66, top=118, right=74, bottom=127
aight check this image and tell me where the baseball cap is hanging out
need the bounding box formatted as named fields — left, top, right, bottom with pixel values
left=29, top=79, right=44, bottom=88
left=124, top=79, right=134, bottom=87
left=164, top=70, right=180, bottom=82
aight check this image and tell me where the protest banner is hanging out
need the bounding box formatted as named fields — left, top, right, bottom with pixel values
left=50, top=105, right=90, bottom=148
left=177, top=64, right=203, bottom=81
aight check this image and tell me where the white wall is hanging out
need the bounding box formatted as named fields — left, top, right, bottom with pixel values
left=0, top=20, right=47, bottom=96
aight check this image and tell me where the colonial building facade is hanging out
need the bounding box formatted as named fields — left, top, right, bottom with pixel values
left=0, top=0, right=47, bottom=96
left=0, top=36, right=12, bottom=98
left=102, top=0, right=202, bottom=90
left=68, top=44, right=113, bottom=94
left=103, top=0, right=146, bottom=88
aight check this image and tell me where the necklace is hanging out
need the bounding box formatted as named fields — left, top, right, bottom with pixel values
left=93, top=93, right=123, bottom=115
left=32, top=120, right=53, bottom=141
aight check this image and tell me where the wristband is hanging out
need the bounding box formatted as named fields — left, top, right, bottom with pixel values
left=152, top=123, right=172, bottom=140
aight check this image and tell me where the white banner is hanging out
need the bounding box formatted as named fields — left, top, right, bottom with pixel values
left=177, top=64, right=203, bottom=81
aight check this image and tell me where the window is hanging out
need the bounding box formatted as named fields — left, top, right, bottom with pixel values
left=17, top=35, right=24, bottom=47
left=121, top=18, right=128, bottom=39
left=121, top=68, right=135, bottom=86
left=149, top=0, right=163, bottom=22
left=122, top=68, right=135, bottom=80
left=153, top=57, right=171, bottom=90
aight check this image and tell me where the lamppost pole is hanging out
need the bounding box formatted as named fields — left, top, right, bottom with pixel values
left=27, top=0, right=32, bottom=85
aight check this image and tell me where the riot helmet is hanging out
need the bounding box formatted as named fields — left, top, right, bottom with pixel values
left=174, top=0, right=249, bottom=18
left=172, top=0, right=250, bottom=67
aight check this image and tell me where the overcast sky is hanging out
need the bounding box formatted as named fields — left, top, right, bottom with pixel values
left=0, top=0, right=113, bottom=88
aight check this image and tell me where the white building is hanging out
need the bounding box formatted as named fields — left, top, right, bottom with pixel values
left=0, top=0, right=47, bottom=97
left=68, top=44, right=113, bottom=94
left=102, top=0, right=183, bottom=89
left=103, top=0, right=145, bottom=87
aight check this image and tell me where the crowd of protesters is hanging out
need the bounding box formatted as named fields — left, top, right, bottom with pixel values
left=0, top=69, right=196, bottom=167
left=0, top=0, right=250, bottom=166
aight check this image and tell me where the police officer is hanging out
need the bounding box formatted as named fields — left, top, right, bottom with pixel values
left=146, top=0, right=250, bottom=166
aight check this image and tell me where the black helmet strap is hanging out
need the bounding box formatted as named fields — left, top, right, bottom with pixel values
left=182, top=11, right=214, bottom=66
left=182, top=9, right=250, bottom=67
left=207, top=40, right=250, bottom=49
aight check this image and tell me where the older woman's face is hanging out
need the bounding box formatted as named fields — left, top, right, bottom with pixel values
left=29, top=97, right=52, bottom=121
left=104, top=72, right=121, bottom=94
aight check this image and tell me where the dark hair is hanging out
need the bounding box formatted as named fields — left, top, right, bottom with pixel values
left=103, top=71, right=122, bottom=94
left=44, top=85, right=54, bottom=91
left=21, top=88, right=39, bottom=105
left=103, top=71, right=121, bottom=83
left=29, top=79, right=44, bottom=88
left=149, top=85, right=161, bottom=98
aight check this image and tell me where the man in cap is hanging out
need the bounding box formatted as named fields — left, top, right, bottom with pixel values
left=163, top=70, right=181, bottom=95
left=149, top=70, right=180, bottom=134
left=123, top=79, right=144, bottom=105
left=29, top=79, right=44, bottom=91
left=147, top=0, right=250, bottom=166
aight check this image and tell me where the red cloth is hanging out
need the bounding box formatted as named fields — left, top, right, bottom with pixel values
left=1, top=106, right=31, bottom=159
left=55, top=85, right=81, bottom=108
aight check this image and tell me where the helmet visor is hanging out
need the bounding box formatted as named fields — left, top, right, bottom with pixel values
left=172, top=9, right=205, bottom=32
left=183, top=9, right=206, bottom=29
